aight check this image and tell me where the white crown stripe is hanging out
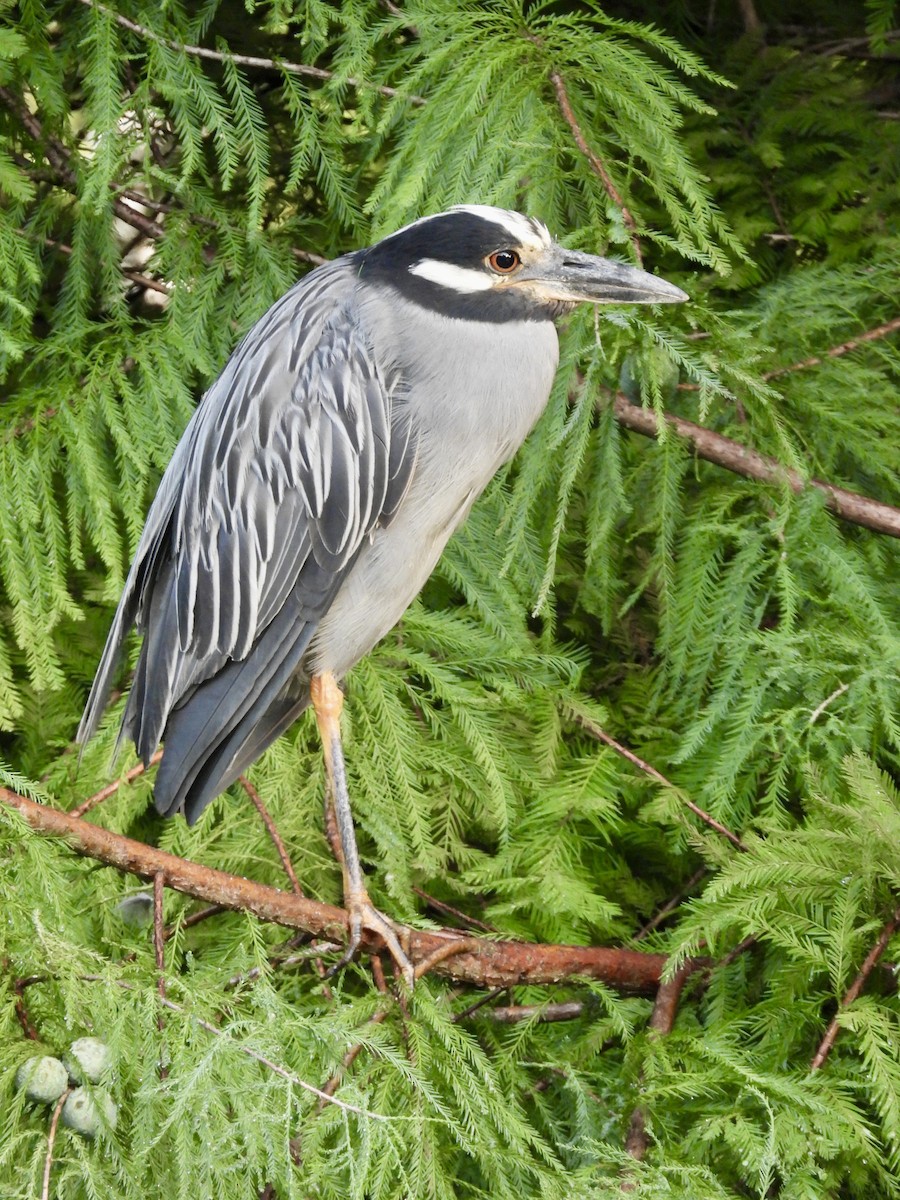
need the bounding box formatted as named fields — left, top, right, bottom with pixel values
left=450, top=205, right=551, bottom=249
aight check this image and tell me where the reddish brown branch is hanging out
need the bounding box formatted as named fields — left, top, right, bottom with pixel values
left=763, top=315, right=900, bottom=381
left=1, top=787, right=679, bottom=993
left=70, top=750, right=162, bottom=817
left=624, top=964, right=692, bottom=1173
left=550, top=72, right=642, bottom=264
left=43, top=236, right=171, bottom=297
left=571, top=708, right=747, bottom=851
left=238, top=775, right=304, bottom=896
left=810, top=906, right=900, bottom=1072
left=679, top=314, right=900, bottom=392
left=611, top=393, right=900, bottom=539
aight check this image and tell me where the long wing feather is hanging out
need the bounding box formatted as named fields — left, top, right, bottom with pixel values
left=78, top=257, right=415, bottom=818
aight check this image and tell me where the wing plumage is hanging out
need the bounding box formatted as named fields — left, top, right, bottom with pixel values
left=78, top=259, right=416, bottom=820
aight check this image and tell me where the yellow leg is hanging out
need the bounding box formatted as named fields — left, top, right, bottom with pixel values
left=310, top=672, right=413, bottom=987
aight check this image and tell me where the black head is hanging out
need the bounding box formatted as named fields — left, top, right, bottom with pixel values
left=355, top=206, right=688, bottom=323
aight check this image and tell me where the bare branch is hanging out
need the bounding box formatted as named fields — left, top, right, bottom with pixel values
left=550, top=72, right=643, bottom=264
left=763, top=315, right=900, bottom=381
left=570, top=707, right=747, bottom=851
left=1, top=786, right=682, bottom=993
left=70, top=750, right=163, bottom=817
left=810, top=906, right=900, bottom=1071
left=42, top=1089, right=72, bottom=1200
left=611, top=393, right=900, bottom=539
left=77, top=0, right=425, bottom=105
left=238, top=775, right=304, bottom=896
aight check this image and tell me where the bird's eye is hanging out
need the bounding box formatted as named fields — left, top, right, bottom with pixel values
left=487, top=249, right=521, bottom=274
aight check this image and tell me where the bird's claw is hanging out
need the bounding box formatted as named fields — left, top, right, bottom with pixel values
left=329, top=895, right=415, bottom=989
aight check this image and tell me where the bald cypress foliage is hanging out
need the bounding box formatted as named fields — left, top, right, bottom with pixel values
left=1, top=3, right=899, bottom=1197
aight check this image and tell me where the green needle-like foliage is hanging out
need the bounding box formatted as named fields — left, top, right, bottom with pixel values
left=1, top=1, right=899, bottom=1196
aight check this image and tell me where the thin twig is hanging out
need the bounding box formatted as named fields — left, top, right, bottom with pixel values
left=763, top=315, right=900, bottom=381
left=292, top=247, right=330, bottom=267
left=164, top=903, right=228, bottom=939
left=1, top=786, right=679, bottom=993
left=104, top=977, right=387, bottom=1117
left=153, top=871, right=169, bottom=1078
left=611, top=393, right=900, bottom=539
left=9, top=965, right=40, bottom=1040
left=633, top=868, right=709, bottom=941
left=571, top=708, right=747, bottom=851
left=452, top=986, right=508, bottom=1022
left=679, top=314, right=900, bottom=392
left=238, top=775, right=304, bottom=896
left=414, top=937, right=481, bottom=981
left=470, top=1001, right=586, bottom=1024
left=2, top=83, right=166, bottom=240
left=41, top=1088, right=72, bottom=1200
left=225, top=943, right=342, bottom=990
left=0, top=86, right=76, bottom=183
left=70, top=750, right=162, bottom=817
left=810, top=906, right=900, bottom=1072
left=77, top=0, right=425, bottom=105
left=550, top=71, right=643, bottom=264
left=808, top=682, right=849, bottom=725
left=694, top=933, right=758, bottom=992
left=318, top=958, right=391, bottom=1109
left=42, top=236, right=171, bottom=296
left=411, top=886, right=496, bottom=932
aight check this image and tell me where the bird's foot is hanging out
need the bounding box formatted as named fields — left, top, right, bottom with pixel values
left=331, top=890, right=415, bottom=989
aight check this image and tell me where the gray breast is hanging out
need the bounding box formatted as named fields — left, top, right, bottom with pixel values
left=307, top=290, right=559, bottom=677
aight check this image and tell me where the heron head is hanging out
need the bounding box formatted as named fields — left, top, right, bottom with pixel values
left=359, top=205, right=688, bottom=320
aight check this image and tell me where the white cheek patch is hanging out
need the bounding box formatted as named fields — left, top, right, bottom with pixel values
left=409, top=259, right=494, bottom=293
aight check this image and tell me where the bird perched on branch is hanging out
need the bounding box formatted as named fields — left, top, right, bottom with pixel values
left=79, top=205, right=687, bottom=982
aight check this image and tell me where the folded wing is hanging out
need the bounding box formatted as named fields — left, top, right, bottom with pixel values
left=77, top=262, right=416, bottom=820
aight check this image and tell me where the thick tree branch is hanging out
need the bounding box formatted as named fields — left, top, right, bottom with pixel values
left=611, top=393, right=900, bottom=538
left=0, top=787, right=676, bottom=994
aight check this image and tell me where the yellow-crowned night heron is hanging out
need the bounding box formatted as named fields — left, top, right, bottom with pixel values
left=78, top=206, right=687, bottom=981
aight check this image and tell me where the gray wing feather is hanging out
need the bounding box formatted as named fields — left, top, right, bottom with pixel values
left=78, top=259, right=415, bottom=817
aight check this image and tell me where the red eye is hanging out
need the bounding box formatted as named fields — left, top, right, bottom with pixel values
left=487, top=249, right=521, bottom=274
